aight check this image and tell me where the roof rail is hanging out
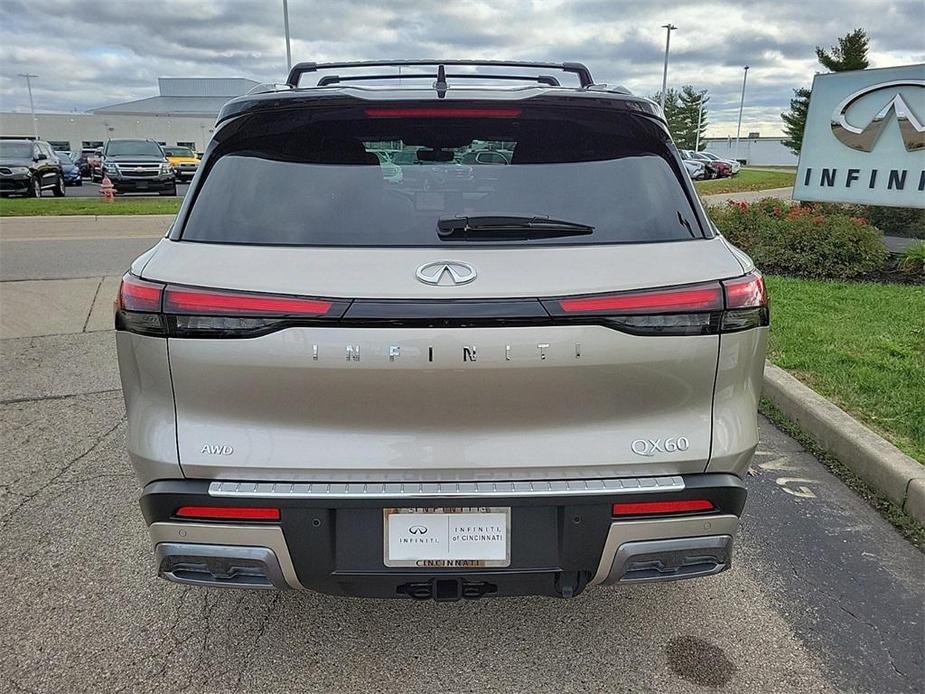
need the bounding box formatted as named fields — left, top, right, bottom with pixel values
left=317, top=72, right=562, bottom=87
left=286, top=60, right=594, bottom=89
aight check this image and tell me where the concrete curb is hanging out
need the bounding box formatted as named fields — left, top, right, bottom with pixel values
left=762, top=362, right=925, bottom=524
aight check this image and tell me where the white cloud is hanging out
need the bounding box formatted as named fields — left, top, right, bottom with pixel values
left=0, top=0, right=922, bottom=136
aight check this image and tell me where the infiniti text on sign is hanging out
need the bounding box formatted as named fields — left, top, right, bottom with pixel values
left=794, top=64, right=924, bottom=208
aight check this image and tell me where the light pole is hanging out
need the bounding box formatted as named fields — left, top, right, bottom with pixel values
left=659, top=24, right=677, bottom=110
left=282, top=0, right=292, bottom=72
left=734, top=65, right=750, bottom=162
left=694, top=93, right=706, bottom=151
left=18, top=73, right=39, bottom=139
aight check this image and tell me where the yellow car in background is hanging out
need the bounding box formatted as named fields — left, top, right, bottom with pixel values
left=163, top=146, right=200, bottom=182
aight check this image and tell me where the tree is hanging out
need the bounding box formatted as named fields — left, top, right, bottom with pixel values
left=816, top=28, right=870, bottom=71
left=652, top=86, right=709, bottom=150
left=780, top=28, right=870, bottom=154
left=781, top=87, right=811, bottom=155
left=677, top=85, right=709, bottom=150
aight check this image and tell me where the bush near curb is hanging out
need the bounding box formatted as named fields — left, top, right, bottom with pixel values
left=711, top=198, right=888, bottom=279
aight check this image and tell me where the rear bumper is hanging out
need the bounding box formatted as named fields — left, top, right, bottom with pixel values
left=141, top=473, right=746, bottom=599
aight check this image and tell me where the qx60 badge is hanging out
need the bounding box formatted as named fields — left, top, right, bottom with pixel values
left=415, top=260, right=477, bottom=286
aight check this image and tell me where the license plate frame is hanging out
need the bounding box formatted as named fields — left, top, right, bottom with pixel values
left=383, top=507, right=511, bottom=568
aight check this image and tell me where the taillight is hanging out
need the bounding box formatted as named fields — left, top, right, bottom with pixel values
left=175, top=505, right=280, bottom=521
left=365, top=107, right=522, bottom=118
left=557, top=283, right=723, bottom=314
left=115, top=273, right=349, bottom=338
left=542, top=272, right=768, bottom=336
left=164, top=286, right=334, bottom=316
left=721, top=271, right=769, bottom=332
left=612, top=499, right=714, bottom=517
left=723, top=272, right=767, bottom=308
left=115, top=274, right=166, bottom=336
left=117, top=274, right=164, bottom=312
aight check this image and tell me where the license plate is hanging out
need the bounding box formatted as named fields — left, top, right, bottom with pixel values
left=383, top=507, right=510, bottom=568
left=136, top=181, right=148, bottom=189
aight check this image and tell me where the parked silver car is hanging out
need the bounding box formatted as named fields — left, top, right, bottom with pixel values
left=117, top=60, right=768, bottom=600
left=682, top=158, right=708, bottom=180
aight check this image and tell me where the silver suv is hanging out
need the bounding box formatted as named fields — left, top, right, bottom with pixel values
left=117, top=61, right=768, bottom=600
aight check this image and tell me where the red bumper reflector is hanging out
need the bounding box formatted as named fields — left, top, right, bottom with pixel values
left=612, top=499, right=714, bottom=516
left=558, top=283, right=723, bottom=314
left=365, top=107, right=522, bottom=118
left=164, top=286, right=333, bottom=316
left=175, top=505, right=281, bottom=521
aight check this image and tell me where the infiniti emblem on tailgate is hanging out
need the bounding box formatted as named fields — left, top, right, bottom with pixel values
left=415, top=261, right=477, bottom=286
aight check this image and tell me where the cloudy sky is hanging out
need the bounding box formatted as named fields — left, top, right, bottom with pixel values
left=0, top=0, right=922, bottom=136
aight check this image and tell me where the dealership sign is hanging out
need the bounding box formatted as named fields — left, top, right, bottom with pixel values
left=794, top=64, right=924, bottom=208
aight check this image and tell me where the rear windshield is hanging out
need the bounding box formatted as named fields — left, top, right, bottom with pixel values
left=181, top=108, right=701, bottom=246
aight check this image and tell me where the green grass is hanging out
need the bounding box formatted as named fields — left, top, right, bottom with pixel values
left=766, top=275, right=925, bottom=462
left=0, top=197, right=181, bottom=216
left=695, top=168, right=795, bottom=195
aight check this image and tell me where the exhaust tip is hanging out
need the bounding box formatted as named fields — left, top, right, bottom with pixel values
left=155, top=543, right=289, bottom=590
left=606, top=535, right=733, bottom=585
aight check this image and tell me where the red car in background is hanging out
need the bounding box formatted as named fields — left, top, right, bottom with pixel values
left=73, top=148, right=101, bottom=178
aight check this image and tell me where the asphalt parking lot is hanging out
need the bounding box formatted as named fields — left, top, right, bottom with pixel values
left=0, top=217, right=923, bottom=693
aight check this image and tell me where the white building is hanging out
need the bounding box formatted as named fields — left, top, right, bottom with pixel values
left=0, top=77, right=259, bottom=154
left=701, top=135, right=798, bottom=167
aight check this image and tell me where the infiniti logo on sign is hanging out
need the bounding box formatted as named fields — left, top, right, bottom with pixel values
left=831, top=79, right=925, bottom=152
left=415, top=261, right=477, bottom=286
left=408, top=525, right=428, bottom=535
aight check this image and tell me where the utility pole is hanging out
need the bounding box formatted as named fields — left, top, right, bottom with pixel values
left=694, top=93, right=706, bottom=151
left=659, top=24, right=677, bottom=110
left=282, top=0, right=292, bottom=72
left=735, top=65, right=750, bottom=162
left=18, top=73, right=39, bottom=139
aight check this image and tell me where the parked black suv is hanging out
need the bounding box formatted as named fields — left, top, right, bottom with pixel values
left=0, top=139, right=66, bottom=197
left=100, top=139, right=177, bottom=195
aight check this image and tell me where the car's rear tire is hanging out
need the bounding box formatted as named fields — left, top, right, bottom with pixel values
left=53, top=175, right=66, bottom=197
left=28, top=176, right=41, bottom=197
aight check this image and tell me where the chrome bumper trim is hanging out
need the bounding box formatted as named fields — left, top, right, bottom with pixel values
left=207, top=475, right=685, bottom=499
left=589, top=514, right=739, bottom=585
left=149, top=522, right=303, bottom=589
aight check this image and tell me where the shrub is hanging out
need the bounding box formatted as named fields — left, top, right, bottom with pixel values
left=862, top=206, right=925, bottom=239
left=898, top=242, right=925, bottom=277
left=711, top=198, right=888, bottom=279
left=802, top=203, right=924, bottom=239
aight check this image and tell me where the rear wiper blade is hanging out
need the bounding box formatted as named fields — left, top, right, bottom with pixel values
left=437, top=215, right=594, bottom=240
